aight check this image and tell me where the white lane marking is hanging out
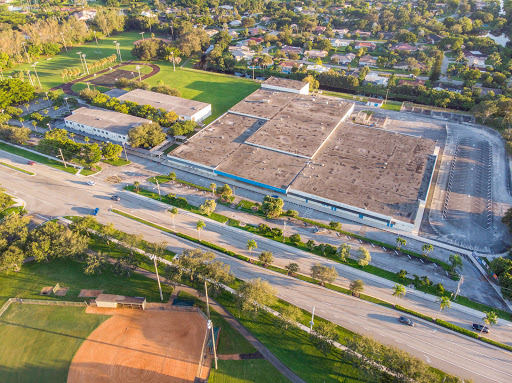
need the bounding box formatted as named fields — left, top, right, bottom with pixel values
left=425, top=355, right=431, bottom=363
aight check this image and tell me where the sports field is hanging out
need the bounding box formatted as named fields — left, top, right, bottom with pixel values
left=209, top=359, right=291, bottom=383
left=68, top=307, right=206, bottom=383
left=0, top=303, right=109, bottom=383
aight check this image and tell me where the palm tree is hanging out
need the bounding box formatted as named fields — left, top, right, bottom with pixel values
left=84, top=136, right=90, bottom=143
left=435, top=296, right=451, bottom=320
left=479, top=311, right=498, bottom=338
left=395, top=237, right=406, bottom=250
left=246, top=239, right=257, bottom=257
left=392, top=283, right=406, bottom=306
left=196, top=220, right=205, bottom=241
left=421, top=244, right=434, bottom=258
left=19, top=117, right=24, bottom=127
left=168, top=207, right=178, bottom=230
left=210, top=182, right=216, bottom=196
left=134, top=181, right=140, bottom=192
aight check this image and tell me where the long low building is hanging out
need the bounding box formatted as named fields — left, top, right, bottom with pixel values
left=64, top=107, right=150, bottom=144
left=167, top=77, right=438, bottom=232
left=117, top=89, right=212, bottom=122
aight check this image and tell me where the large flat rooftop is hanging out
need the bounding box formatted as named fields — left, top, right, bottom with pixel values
left=65, top=107, right=149, bottom=135
left=117, top=89, right=210, bottom=117
left=262, top=76, right=309, bottom=91
left=290, top=123, right=436, bottom=222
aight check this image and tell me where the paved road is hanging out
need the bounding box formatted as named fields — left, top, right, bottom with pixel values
left=2, top=150, right=512, bottom=382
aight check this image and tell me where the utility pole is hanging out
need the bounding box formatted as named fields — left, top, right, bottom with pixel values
left=453, top=275, right=464, bottom=300
left=385, top=88, right=389, bottom=105
left=204, top=282, right=217, bottom=369
left=136, top=65, right=142, bottom=81
left=58, top=148, right=67, bottom=168
left=309, top=306, right=315, bottom=333
left=140, top=31, right=145, bottom=41
left=60, top=33, right=68, bottom=52
left=82, top=54, right=89, bottom=75
left=77, top=52, right=85, bottom=74
left=93, top=30, right=100, bottom=52
left=21, top=42, right=30, bottom=63
left=156, top=178, right=161, bottom=201
left=122, top=142, right=129, bottom=161
left=171, top=51, right=175, bottom=72
left=116, top=42, right=123, bottom=62
left=0, top=67, right=4, bottom=81
left=151, top=255, right=163, bottom=300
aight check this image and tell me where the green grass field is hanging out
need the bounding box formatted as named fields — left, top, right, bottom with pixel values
left=0, top=258, right=172, bottom=307
left=0, top=304, right=109, bottom=383
left=209, top=359, right=291, bottom=383
left=4, top=31, right=142, bottom=90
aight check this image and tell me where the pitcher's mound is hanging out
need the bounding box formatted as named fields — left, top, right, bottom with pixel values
left=67, top=307, right=207, bottom=383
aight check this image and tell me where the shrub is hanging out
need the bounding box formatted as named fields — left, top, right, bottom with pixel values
left=289, top=233, right=301, bottom=243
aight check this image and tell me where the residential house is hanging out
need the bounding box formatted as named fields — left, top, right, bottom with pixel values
left=330, top=38, right=350, bottom=47
left=463, top=50, right=488, bottom=68
left=232, top=50, right=255, bottom=61
left=304, top=50, right=328, bottom=59
left=248, top=27, right=263, bottom=36
left=394, top=60, right=427, bottom=71
left=72, top=9, right=97, bottom=21
left=140, top=11, right=157, bottom=18
left=358, top=55, right=377, bottom=67
left=261, top=16, right=271, bottom=23
left=279, top=61, right=303, bottom=74
left=314, top=26, right=327, bottom=34
left=229, top=20, right=242, bottom=27
left=434, top=83, right=462, bottom=93
left=205, top=29, right=219, bottom=38
left=366, top=98, right=384, bottom=107
left=249, top=37, right=264, bottom=44
left=219, top=5, right=234, bottom=10
left=281, top=45, right=304, bottom=55
left=333, top=28, right=349, bottom=37
left=364, top=73, right=388, bottom=87
left=331, top=53, right=356, bottom=64
left=380, top=32, right=395, bottom=40
left=428, top=34, right=443, bottom=44
left=391, top=43, right=419, bottom=52
left=355, top=42, right=376, bottom=51
left=228, top=30, right=238, bottom=38
left=306, top=64, right=329, bottom=73
left=354, top=30, right=371, bottom=38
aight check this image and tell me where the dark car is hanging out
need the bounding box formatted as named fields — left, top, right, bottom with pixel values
left=111, top=196, right=120, bottom=201
left=472, top=324, right=489, bottom=333
left=27, top=161, right=36, bottom=165
left=398, top=316, right=414, bottom=326
left=92, top=208, right=99, bottom=216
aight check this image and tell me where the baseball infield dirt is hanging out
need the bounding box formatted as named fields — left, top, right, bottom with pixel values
left=67, top=307, right=207, bottom=383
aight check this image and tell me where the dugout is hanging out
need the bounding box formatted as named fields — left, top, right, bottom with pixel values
left=96, top=294, right=147, bottom=310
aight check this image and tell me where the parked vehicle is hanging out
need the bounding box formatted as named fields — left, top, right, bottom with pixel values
left=27, top=161, right=36, bottom=165
left=92, top=208, right=99, bottom=216
left=111, top=196, right=120, bottom=201
left=472, top=323, right=489, bottom=333
left=87, top=181, right=95, bottom=186
left=398, top=316, right=414, bottom=326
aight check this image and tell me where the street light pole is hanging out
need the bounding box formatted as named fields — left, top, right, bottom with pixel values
left=283, top=221, right=286, bottom=243
left=151, top=255, right=163, bottom=301
left=82, top=54, right=89, bottom=74
left=136, top=65, right=142, bottom=81
left=122, top=142, right=129, bottom=161
left=140, top=31, right=145, bottom=41
left=309, top=306, right=315, bottom=333
left=171, top=51, right=175, bottom=72
left=77, top=52, right=85, bottom=74
left=116, top=42, right=122, bottom=62
left=31, top=62, right=42, bottom=88
left=204, top=282, right=217, bottom=369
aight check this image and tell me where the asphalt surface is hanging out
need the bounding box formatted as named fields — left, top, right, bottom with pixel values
left=1, top=150, right=512, bottom=382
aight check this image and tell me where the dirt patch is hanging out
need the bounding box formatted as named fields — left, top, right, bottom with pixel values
left=40, top=287, right=53, bottom=296
left=79, top=290, right=103, bottom=298
left=54, top=287, right=69, bottom=296
left=217, top=351, right=264, bottom=360
left=67, top=307, right=207, bottom=383
left=88, top=69, right=136, bottom=87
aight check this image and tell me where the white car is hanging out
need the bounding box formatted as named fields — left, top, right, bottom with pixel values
left=87, top=181, right=95, bottom=186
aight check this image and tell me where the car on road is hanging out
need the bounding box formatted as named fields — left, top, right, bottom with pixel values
left=87, top=181, right=95, bottom=186
left=92, top=208, right=99, bottom=216
left=111, top=195, right=120, bottom=201
left=398, top=316, right=414, bottom=326
left=472, top=323, right=489, bottom=333
left=27, top=161, right=36, bottom=165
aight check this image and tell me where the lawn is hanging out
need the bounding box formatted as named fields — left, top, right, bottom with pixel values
left=0, top=142, right=78, bottom=175
left=4, top=31, right=142, bottom=90
left=209, top=360, right=291, bottom=383
left=0, top=258, right=172, bottom=307
left=0, top=304, right=109, bottom=383
left=71, top=82, right=111, bottom=94
left=143, top=62, right=260, bottom=123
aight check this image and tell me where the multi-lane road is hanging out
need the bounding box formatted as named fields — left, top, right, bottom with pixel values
left=1, top=150, right=512, bottom=382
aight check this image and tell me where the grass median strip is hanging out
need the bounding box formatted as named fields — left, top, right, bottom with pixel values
left=109, top=208, right=512, bottom=353
left=0, top=162, right=35, bottom=175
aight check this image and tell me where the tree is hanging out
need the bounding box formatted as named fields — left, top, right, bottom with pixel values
left=134, top=181, right=140, bottom=192
left=261, top=195, right=284, bottom=219
left=70, top=215, right=97, bottom=236
left=209, top=182, right=216, bottom=196
left=246, top=239, right=257, bottom=256
left=396, top=236, right=406, bottom=250
left=397, top=269, right=407, bottom=281
left=358, top=66, right=370, bottom=81
left=289, top=233, right=301, bottom=243
left=0, top=245, right=24, bottom=272
left=276, top=304, right=301, bottom=331
left=218, top=184, right=232, bottom=201
left=337, top=243, right=351, bottom=262
left=435, top=296, right=451, bottom=319
left=479, top=311, right=498, bottom=338
left=259, top=250, right=274, bottom=266
left=310, top=263, right=338, bottom=285
left=306, top=240, right=316, bottom=250
left=98, top=222, right=116, bottom=254
left=285, top=262, right=300, bottom=275
left=356, top=247, right=371, bottom=267
left=199, top=199, right=216, bottom=216
left=168, top=120, right=198, bottom=136
left=84, top=251, right=108, bottom=275
left=421, top=244, right=433, bottom=257
left=196, top=220, right=205, bottom=240
left=102, top=142, right=123, bottom=160
left=175, top=248, right=215, bottom=282
left=472, top=100, right=498, bottom=124
left=329, top=221, right=342, bottom=230
left=392, top=283, right=406, bottom=306
left=168, top=207, right=178, bottom=230
left=302, top=74, right=318, bottom=91
left=310, top=321, right=339, bottom=355
left=349, top=279, right=365, bottom=296
left=128, top=122, right=166, bottom=148
left=168, top=172, right=176, bottom=181
left=236, top=278, right=277, bottom=317
left=448, top=254, right=463, bottom=274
